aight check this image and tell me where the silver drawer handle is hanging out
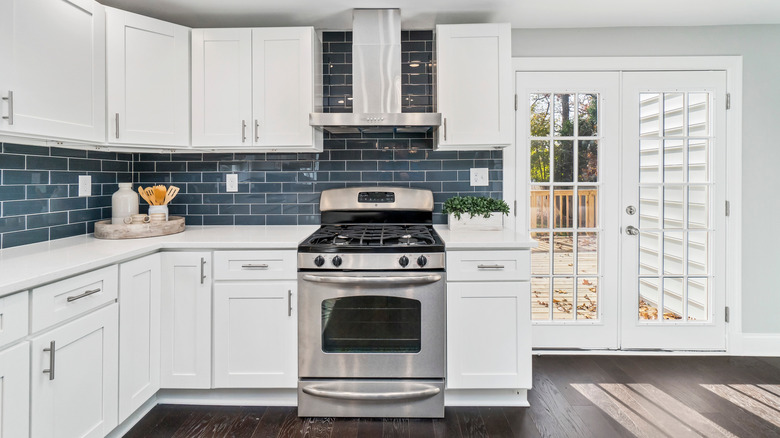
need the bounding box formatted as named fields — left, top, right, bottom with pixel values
left=201, top=257, right=207, bottom=284
left=288, top=290, right=292, bottom=317
left=241, top=264, right=269, bottom=270
left=241, top=120, right=247, bottom=143
left=2, top=90, right=13, bottom=125
left=66, top=288, right=101, bottom=302
left=43, top=341, right=55, bottom=380
left=302, top=384, right=440, bottom=401
left=302, top=274, right=441, bottom=285
left=115, top=112, right=120, bottom=139
left=477, top=264, right=505, bottom=269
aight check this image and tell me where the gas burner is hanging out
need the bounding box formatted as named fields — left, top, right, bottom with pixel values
left=397, top=235, right=418, bottom=245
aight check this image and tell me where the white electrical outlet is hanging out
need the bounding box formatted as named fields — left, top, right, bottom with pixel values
left=470, top=168, right=489, bottom=187
left=226, top=173, right=238, bottom=192
left=78, top=175, right=92, bottom=196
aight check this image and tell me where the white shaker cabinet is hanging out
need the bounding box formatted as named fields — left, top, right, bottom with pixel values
left=435, top=23, right=512, bottom=150
left=160, top=252, right=212, bottom=389
left=118, top=254, right=161, bottom=423
left=213, top=282, right=298, bottom=388
left=192, top=27, right=321, bottom=151
left=106, top=8, right=190, bottom=147
left=30, top=304, right=119, bottom=438
left=0, top=0, right=106, bottom=143
left=0, top=342, right=30, bottom=438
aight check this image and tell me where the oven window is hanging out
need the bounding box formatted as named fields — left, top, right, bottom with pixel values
left=321, top=296, right=422, bottom=353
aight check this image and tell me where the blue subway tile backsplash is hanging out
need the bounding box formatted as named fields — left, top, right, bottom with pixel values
left=0, top=30, right=503, bottom=249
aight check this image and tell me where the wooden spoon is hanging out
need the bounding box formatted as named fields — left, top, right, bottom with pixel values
left=164, top=186, right=179, bottom=205
left=138, top=186, right=153, bottom=205
left=154, top=185, right=166, bottom=205
left=143, top=187, right=157, bottom=205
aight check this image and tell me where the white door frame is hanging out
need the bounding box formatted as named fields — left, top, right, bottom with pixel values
left=505, top=56, right=742, bottom=353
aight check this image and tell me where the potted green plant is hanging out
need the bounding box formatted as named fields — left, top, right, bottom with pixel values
left=442, top=196, right=510, bottom=230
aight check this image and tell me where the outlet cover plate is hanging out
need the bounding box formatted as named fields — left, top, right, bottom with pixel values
left=78, top=175, right=92, bottom=196
left=470, top=168, right=489, bottom=187
left=226, top=173, right=238, bottom=192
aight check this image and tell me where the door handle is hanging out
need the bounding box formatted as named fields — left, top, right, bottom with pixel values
left=443, top=117, right=447, bottom=141
left=626, top=225, right=640, bottom=236
left=302, top=274, right=442, bottom=285
left=115, top=113, right=120, bottom=139
left=241, top=120, right=247, bottom=143
left=302, top=384, right=440, bottom=401
left=2, top=90, right=13, bottom=125
left=288, top=290, right=292, bottom=317
left=200, top=257, right=207, bottom=284
left=67, top=287, right=101, bottom=302
left=255, top=120, right=260, bottom=142
left=42, top=341, right=55, bottom=380
left=241, top=264, right=269, bottom=270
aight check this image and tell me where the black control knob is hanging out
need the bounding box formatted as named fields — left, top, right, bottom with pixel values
left=332, top=256, right=342, bottom=267
left=417, top=255, right=428, bottom=267
left=314, top=255, right=325, bottom=267
left=399, top=256, right=409, bottom=267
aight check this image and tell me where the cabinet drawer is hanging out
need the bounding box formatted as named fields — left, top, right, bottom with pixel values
left=31, top=265, right=118, bottom=332
left=0, top=292, right=29, bottom=349
left=446, top=250, right=530, bottom=281
left=214, top=251, right=296, bottom=280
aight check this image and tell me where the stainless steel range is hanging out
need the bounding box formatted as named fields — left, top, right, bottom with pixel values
left=297, top=187, right=445, bottom=418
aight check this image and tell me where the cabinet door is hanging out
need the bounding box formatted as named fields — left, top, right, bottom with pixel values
left=31, top=304, right=118, bottom=438
left=118, top=254, right=161, bottom=422
left=160, top=252, right=212, bottom=389
left=252, top=27, right=316, bottom=149
left=213, top=281, right=297, bottom=388
left=106, top=8, right=190, bottom=146
left=0, top=342, right=30, bottom=438
left=0, top=0, right=105, bottom=142
left=436, top=23, right=512, bottom=150
left=447, top=281, right=530, bottom=389
left=191, top=28, right=252, bottom=147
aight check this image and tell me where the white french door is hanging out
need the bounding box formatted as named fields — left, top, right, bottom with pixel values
left=621, top=71, right=727, bottom=350
left=517, top=69, right=728, bottom=351
left=517, top=72, right=620, bottom=349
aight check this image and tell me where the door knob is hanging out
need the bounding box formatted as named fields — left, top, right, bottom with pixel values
left=626, top=205, right=636, bottom=215
left=626, top=225, right=639, bottom=236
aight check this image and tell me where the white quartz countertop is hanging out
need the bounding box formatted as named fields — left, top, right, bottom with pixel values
left=0, top=225, right=535, bottom=297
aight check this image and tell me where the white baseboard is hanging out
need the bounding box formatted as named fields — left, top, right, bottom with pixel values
left=739, top=333, right=780, bottom=356
left=157, top=388, right=298, bottom=406
left=445, top=389, right=529, bottom=407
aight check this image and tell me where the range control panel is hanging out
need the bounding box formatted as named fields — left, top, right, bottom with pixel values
left=298, top=252, right=445, bottom=270
left=358, top=191, right=395, bottom=203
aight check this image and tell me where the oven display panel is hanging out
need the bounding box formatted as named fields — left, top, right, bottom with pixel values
left=358, top=192, right=395, bottom=203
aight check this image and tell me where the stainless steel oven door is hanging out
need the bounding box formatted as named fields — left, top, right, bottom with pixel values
left=298, top=271, right=445, bottom=379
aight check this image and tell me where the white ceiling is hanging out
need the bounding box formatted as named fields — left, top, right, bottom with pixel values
left=97, top=0, right=780, bottom=30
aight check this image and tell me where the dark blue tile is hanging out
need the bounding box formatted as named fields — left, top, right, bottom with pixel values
left=174, top=194, right=203, bottom=204
left=329, top=150, right=361, bottom=160
left=361, top=150, right=394, bottom=160
left=329, top=172, right=361, bottom=182
left=266, top=194, right=297, bottom=204
left=3, top=170, right=49, bottom=184
left=102, top=160, right=129, bottom=172
left=251, top=204, right=282, bottom=214
left=219, top=204, right=249, bottom=215
left=266, top=172, right=296, bottom=182
left=188, top=204, right=219, bottom=215
left=187, top=183, right=218, bottom=193
left=203, top=215, right=233, bottom=225
left=139, top=173, right=171, bottom=184
left=249, top=183, right=282, bottom=192
left=0, top=216, right=25, bottom=233
left=87, top=172, right=116, bottom=184
left=282, top=161, right=314, bottom=172
left=409, top=160, right=441, bottom=171
left=87, top=150, right=117, bottom=160
left=442, top=160, right=474, bottom=171
left=51, top=197, right=86, bottom=211
left=315, top=161, right=345, bottom=171
left=297, top=193, right=320, bottom=204
left=50, top=223, right=85, bottom=240
left=203, top=194, right=234, bottom=204
left=203, top=153, right=234, bottom=161
left=425, top=171, right=458, bottom=181
left=27, top=212, right=68, bottom=229
left=188, top=161, right=217, bottom=172
left=394, top=171, right=425, bottom=182
left=0, top=153, right=25, bottom=169
left=2, top=228, right=48, bottom=248
left=235, top=215, right=265, bottom=225
left=379, top=161, right=410, bottom=171
left=4, top=143, right=48, bottom=155
left=266, top=215, right=297, bottom=225
left=157, top=161, right=187, bottom=172
left=134, top=161, right=156, bottom=172
left=27, top=185, right=68, bottom=199
left=234, top=193, right=266, bottom=204
left=237, top=172, right=265, bottom=182
left=138, top=153, right=171, bottom=162
left=171, top=172, right=201, bottom=183
left=88, top=195, right=112, bottom=208
left=346, top=161, right=377, bottom=171
left=0, top=186, right=25, bottom=201
left=202, top=172, right=225, bottom=183
left=283, top=204, right=314, bottom=215
left=68, top=158, right=101, bottom=171
left=183, top=215, right=203, bottom=225
left=361, top=172, right=393, bottom=182
left=314, top=182, right=346, bottom=192
left=4, top=199, right=48, bottom=215
left=51, top=147, right=87, bottom=158
left=282, top=182, right=314, bottom=192
left=171, top=153, right=203, bottom=161
left=69, top=208, right=102, bottom=223
left=297, top=215, right=320, bottom=225
left=168, top=205, right=186, bottom=215
left=443, top=181, right=475, bottom=192
left=248, top=161, right=281, bottom=171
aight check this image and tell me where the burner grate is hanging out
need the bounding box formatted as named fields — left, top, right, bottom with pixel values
left=304, top=224, right=436, bottom=247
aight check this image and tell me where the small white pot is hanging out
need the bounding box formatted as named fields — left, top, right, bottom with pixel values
left=447, top=212, right=504, bottom=231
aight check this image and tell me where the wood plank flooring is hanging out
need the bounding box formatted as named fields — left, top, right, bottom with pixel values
left=124, top=356, right=780, bottom=437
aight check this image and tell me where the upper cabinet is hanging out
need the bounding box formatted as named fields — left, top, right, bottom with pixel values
left=0, top=0, right=106, bottom=143
left=436, top=23, right=512, bottom=150
left=192, top=27, right=322, bottom=151
left=106, top=8, right=190, bottom=147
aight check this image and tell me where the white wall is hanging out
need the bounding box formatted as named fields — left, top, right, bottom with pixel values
left=511, top=24, right=780, bottom=334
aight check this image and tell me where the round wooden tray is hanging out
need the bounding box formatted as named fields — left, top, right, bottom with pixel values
left=94, top=216, right=185, bottom=240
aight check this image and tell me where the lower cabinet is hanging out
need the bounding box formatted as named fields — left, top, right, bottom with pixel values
left=213, top=281, right=297, bottom=388
left=0, top=342, right=30, bottom=438
left=118, top=254, right=161, bottom=423
left=447, top=281, right=531, bottom=389
left=30, top=304, right=119, bottom=438
left=160, top=252, right=212, bottom=389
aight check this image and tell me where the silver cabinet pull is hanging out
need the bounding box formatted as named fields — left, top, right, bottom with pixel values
left=241, top=263, right=269, bottom=270
left=2, top=90, right=13, bottom=125
left=302, top=384, right=440, bottom=401
left=288, top=290, right=292, bottom=317
left=67, top=287, right=101, bottom=302
left=43, top=341, right=55, bottom=380
left=477, top=264, right=505, bottom=269
left=443, top=117, right=447, bottom=141
left=201, top=257, right=207, bottom=284
left=241, top=120, right=247, bottom=143
left=303, top=274, right=441, bottom=285
left=626, top=225, right=640, bottom=236
left=115, top=113, right=120, bottom=139
left=255, top=120, right=260, bottom=142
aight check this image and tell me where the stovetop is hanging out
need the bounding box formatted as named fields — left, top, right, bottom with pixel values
left=300, top=224, right=442, bottom=251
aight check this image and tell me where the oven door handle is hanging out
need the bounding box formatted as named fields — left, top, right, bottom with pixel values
left=302, top=384, right=441, bottom=401
left=302, top=274, right=442, bottom=285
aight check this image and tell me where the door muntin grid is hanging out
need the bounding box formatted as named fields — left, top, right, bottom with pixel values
left=637, top=92, right=713, bottom=324
left=530, top=92, right=601, bottom=323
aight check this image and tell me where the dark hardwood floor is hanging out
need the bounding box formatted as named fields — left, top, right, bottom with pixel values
left=125, top=356, right=780, bottom=437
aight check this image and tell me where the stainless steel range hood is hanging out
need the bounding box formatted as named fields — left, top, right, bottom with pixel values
left=309, top=9, right=441, bottom=134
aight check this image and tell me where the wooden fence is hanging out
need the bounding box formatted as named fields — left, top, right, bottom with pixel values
left=530, top=189, right=597, bottom=228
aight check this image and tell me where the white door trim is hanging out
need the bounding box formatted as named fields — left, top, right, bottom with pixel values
left=506, top=56, right=742, bottom=354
